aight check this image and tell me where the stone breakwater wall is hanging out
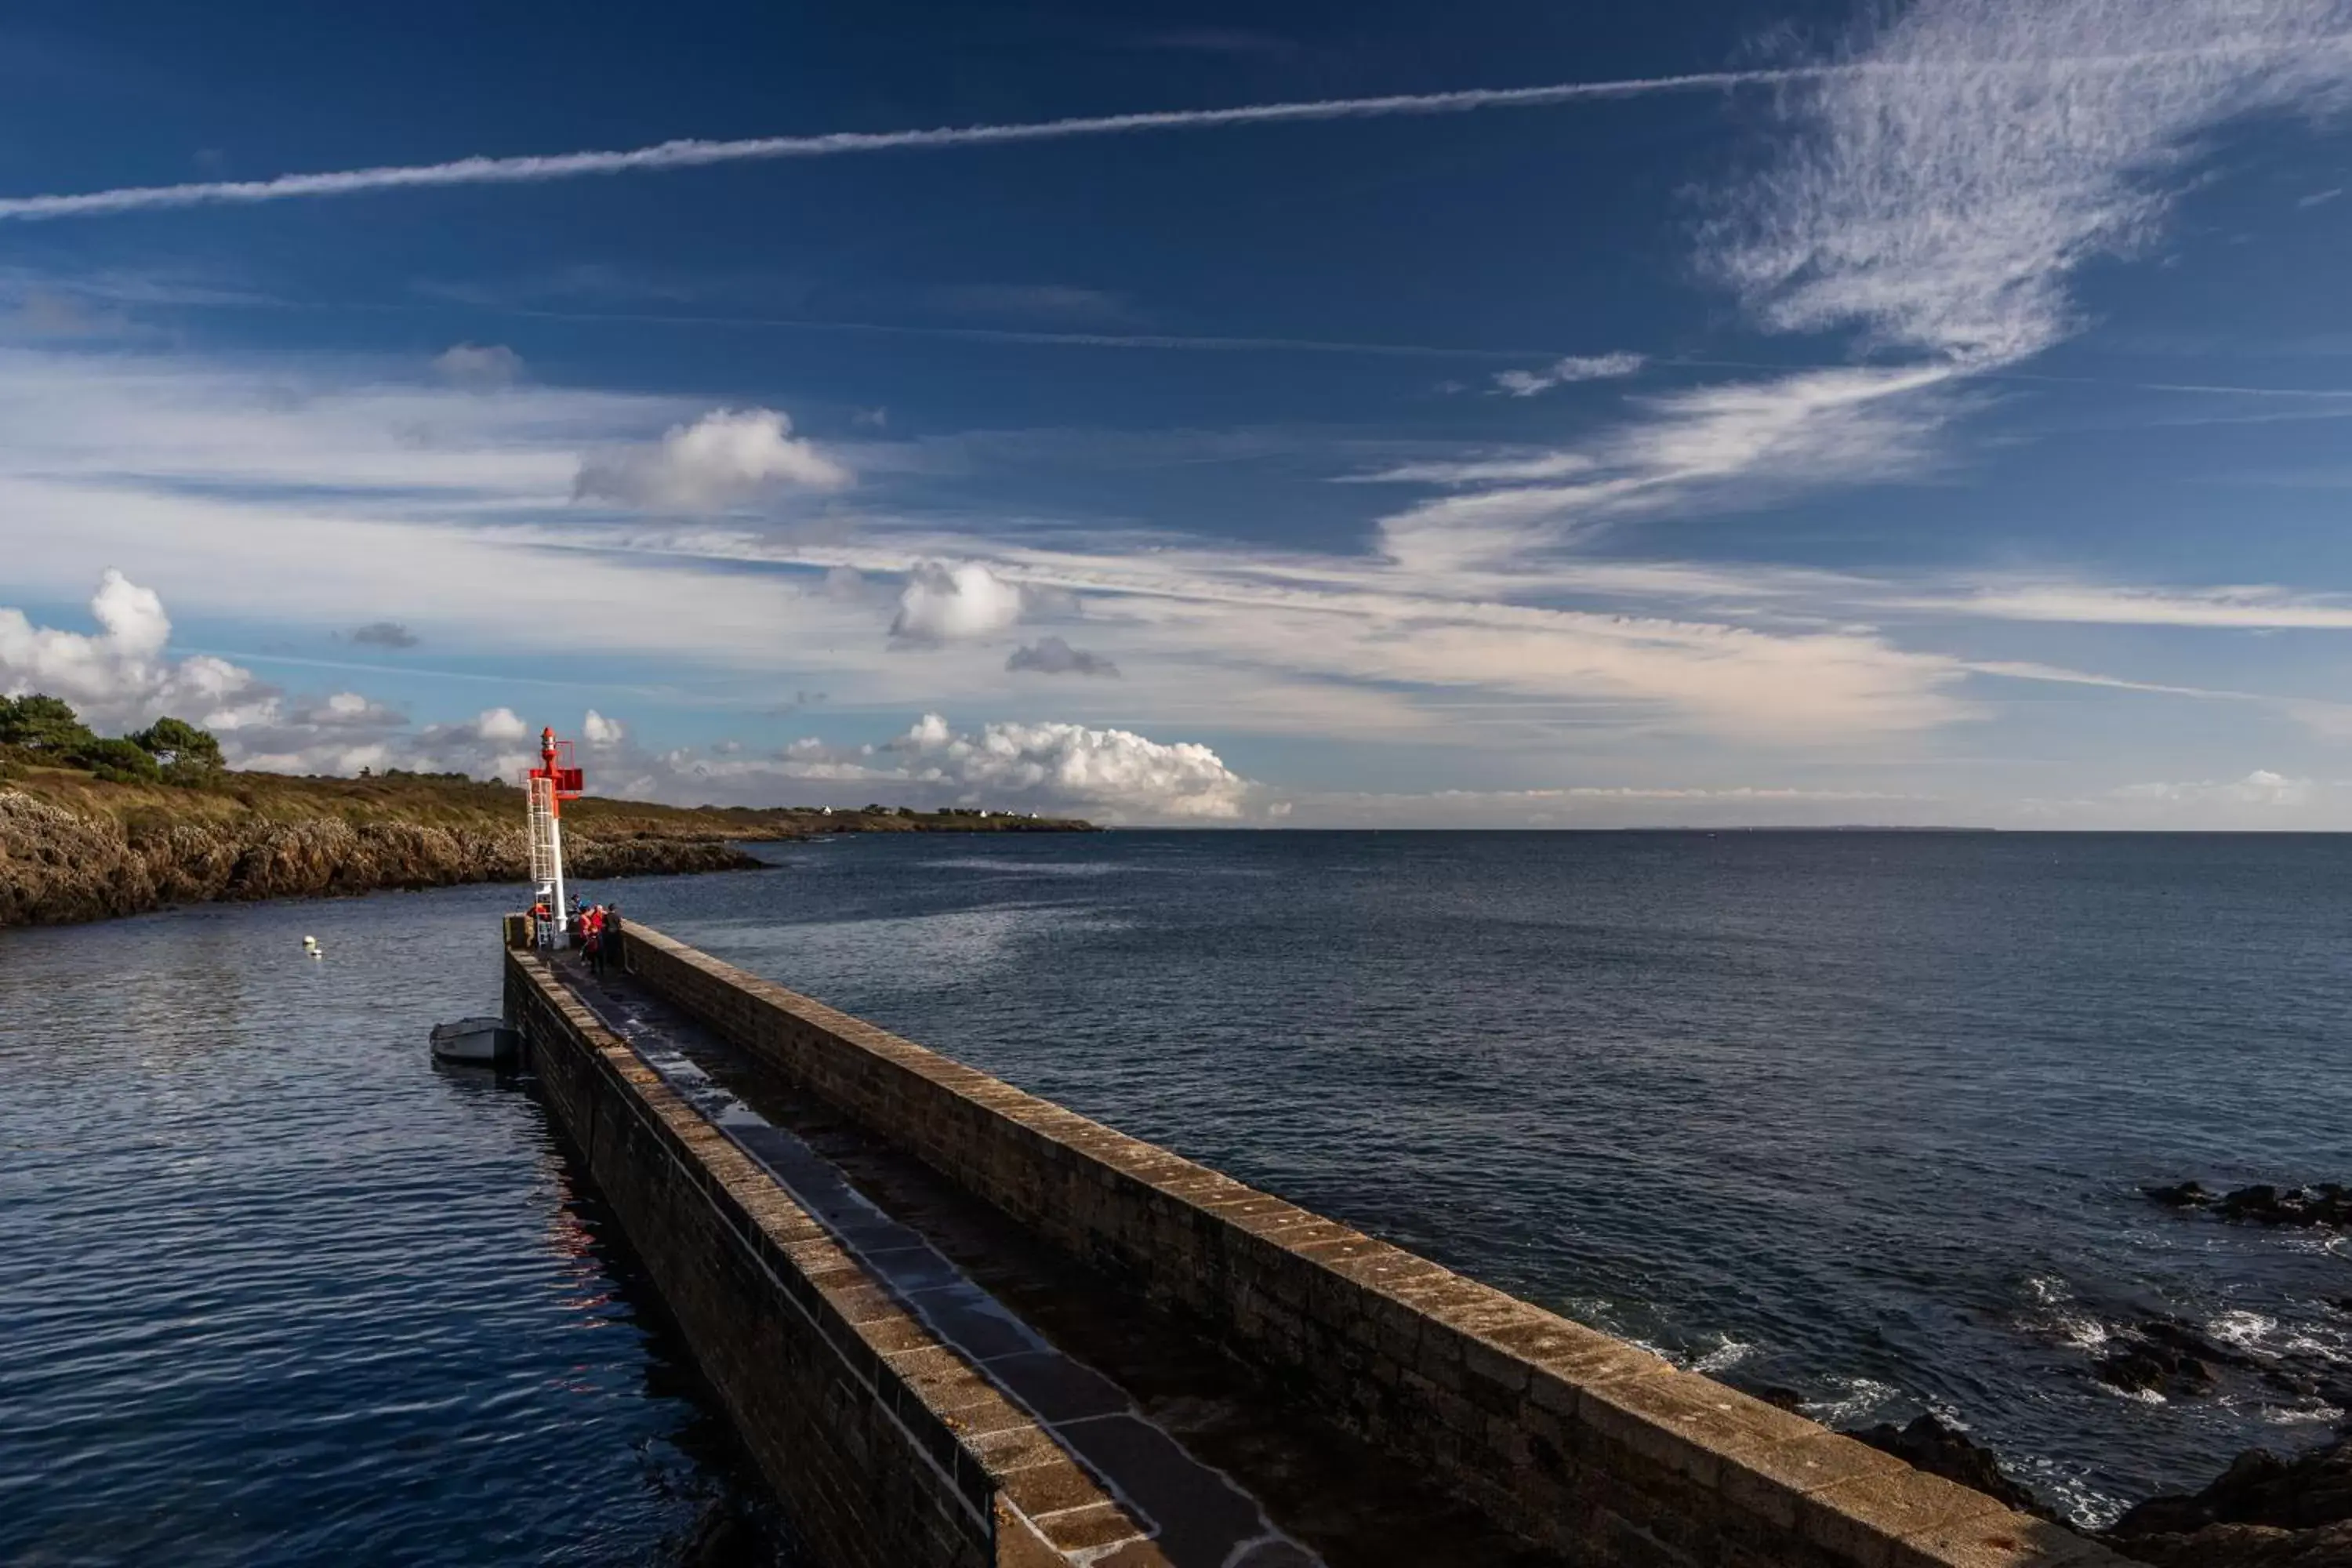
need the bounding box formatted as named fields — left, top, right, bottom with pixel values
left=504, top=942, right=1158, bottom=1568
left=612, top=920, right=2125, bottom=1568
left=0, top=787, right=757, bottom=927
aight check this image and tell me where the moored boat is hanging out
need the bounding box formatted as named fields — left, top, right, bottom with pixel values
left=430, top=1016, right=519, bottom=1065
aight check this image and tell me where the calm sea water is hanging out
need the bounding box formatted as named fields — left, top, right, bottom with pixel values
left=0, top=884, right=788, bottom=1568
left=5, top=831, right=2350, bottom=1551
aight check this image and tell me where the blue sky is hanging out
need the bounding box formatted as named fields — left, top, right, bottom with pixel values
left=5, top=0, right=2352, bottom=824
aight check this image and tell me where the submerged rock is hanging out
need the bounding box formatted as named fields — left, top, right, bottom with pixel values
left=2144, top=1181, right=2214, bottom=1209
left=2142, top=1181, right=2352, bottom=1229
left=2218, top=1185, right=2352, bottom=1229
left=2087, top=1317, right=2252, bottom=1400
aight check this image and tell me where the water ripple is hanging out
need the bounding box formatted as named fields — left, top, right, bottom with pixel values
left=0, top=888, right=787, bottom=1567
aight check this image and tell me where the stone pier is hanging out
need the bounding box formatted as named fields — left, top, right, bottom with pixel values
left=503, top=919, right=2125, bottom=1568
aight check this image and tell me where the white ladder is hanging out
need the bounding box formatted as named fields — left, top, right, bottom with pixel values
left=527, top=775, right=566, bottom=940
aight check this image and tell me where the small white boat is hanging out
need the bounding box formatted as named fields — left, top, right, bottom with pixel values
left=430, top=1016, right=520, bottom=1065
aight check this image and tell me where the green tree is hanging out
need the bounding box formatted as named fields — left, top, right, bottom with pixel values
left=0, top=694, right=97, bottom=753
left=129, top=716, right=224, bottom=771
left=73, top=736, right=162, bottom=782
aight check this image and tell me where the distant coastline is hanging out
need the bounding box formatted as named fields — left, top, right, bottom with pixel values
left=0, top=760, right=1094, bottom=929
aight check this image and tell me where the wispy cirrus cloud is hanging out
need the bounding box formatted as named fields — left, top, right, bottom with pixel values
left=1492, top=352, right=1646, bottom=397
left=1367, top=0, right=2352, bottom=568
left=1915, top=582, right=2352, bottom=629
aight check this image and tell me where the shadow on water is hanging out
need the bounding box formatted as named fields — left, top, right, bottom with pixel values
left=517, top=1065, right=801, bottom=1568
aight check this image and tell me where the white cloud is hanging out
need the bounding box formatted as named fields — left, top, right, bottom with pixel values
left=1348, top=452, right=1598, bottom=486
left=891, top=712, right=1247, bottom=819
left=299, top=691, right=405, bottom=728
left=2114, top=768, right=2312, bottom=807
left=433, top=342, right=523, bottom=390
left=1913, top=583, right=2352, bottom=629
left=1711, top=0, right=2352, bottom=368
left=475, top=706, right=528, bottom=742
left=574, top=407, right=851, bottom=511
left=0, top=569, right=277, bottom=731
left=1376, top=364, right=1956, bottom=568
left=890, top=561, right=1032, bottom=642
left=582, top=709, right=625, bottom=745
left=1492, top=352, right=1646, bottom=397
left=0, top=575, right=548, bottom=780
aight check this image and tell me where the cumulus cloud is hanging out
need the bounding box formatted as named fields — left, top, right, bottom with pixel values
left=1006, top=635, right=1120, bottom=677
left=891, top=561, right=1031, bottom=643
left=433, top=342, right=523, bottom=389
left=231, top=705, right=543, bottom=781
left=581, top=709, right=625, bottom=745
left=350, top=619, right=420, bottom=648
left=0, top=569, right=278, bottom=731
left=574, top=408, right=851, bottom=512
left=1492, top=352, right=1645, bottom=397
left=297, top=691, right=405, bottom=728
left=476, top=706, right=528, bottom=742
left=0, top=573, right=543, bottom=779
left=891, top=712, right=1246, bottom=819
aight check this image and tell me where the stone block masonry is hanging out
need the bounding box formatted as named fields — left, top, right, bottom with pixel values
left=609, top=921, right=2129, bottom=1568
left=503, top=943, right=1169, bottom=1568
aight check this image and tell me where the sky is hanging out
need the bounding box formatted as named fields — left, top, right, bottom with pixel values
left=5, top=0, right=2352, bottom=826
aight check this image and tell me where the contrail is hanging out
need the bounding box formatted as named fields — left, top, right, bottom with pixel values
left=9, top=38, right=2318, bottom=225
left=0, top=69, right=1835, bottom=223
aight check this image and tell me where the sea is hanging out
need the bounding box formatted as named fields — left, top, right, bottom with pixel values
left=4, top=829, right=2349, bottom=1563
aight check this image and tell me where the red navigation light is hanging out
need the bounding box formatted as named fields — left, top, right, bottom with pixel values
left=528, top=731, right=585, bottom=800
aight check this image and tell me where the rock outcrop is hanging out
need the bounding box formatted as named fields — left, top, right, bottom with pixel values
left=1847, top=1414, right=2053, bottom=1519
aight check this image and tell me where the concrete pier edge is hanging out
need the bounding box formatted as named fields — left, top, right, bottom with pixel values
left=508, top=915, right=2127, bottom=1568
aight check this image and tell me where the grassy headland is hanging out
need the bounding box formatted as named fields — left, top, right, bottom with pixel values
left=0, top=698, right=1093, bottom=927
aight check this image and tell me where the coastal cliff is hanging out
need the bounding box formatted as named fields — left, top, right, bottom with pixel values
left=0, top=764, right=1092, bottom=928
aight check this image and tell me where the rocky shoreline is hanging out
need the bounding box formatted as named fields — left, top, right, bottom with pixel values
left=0, top=767, right=1097, bottom=928
left=1775, top=1177, right=2352, bottom=1566
left=1832, top=1414, right=2352, bottom=1567
left=0, top=786, right=773, bottom=927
